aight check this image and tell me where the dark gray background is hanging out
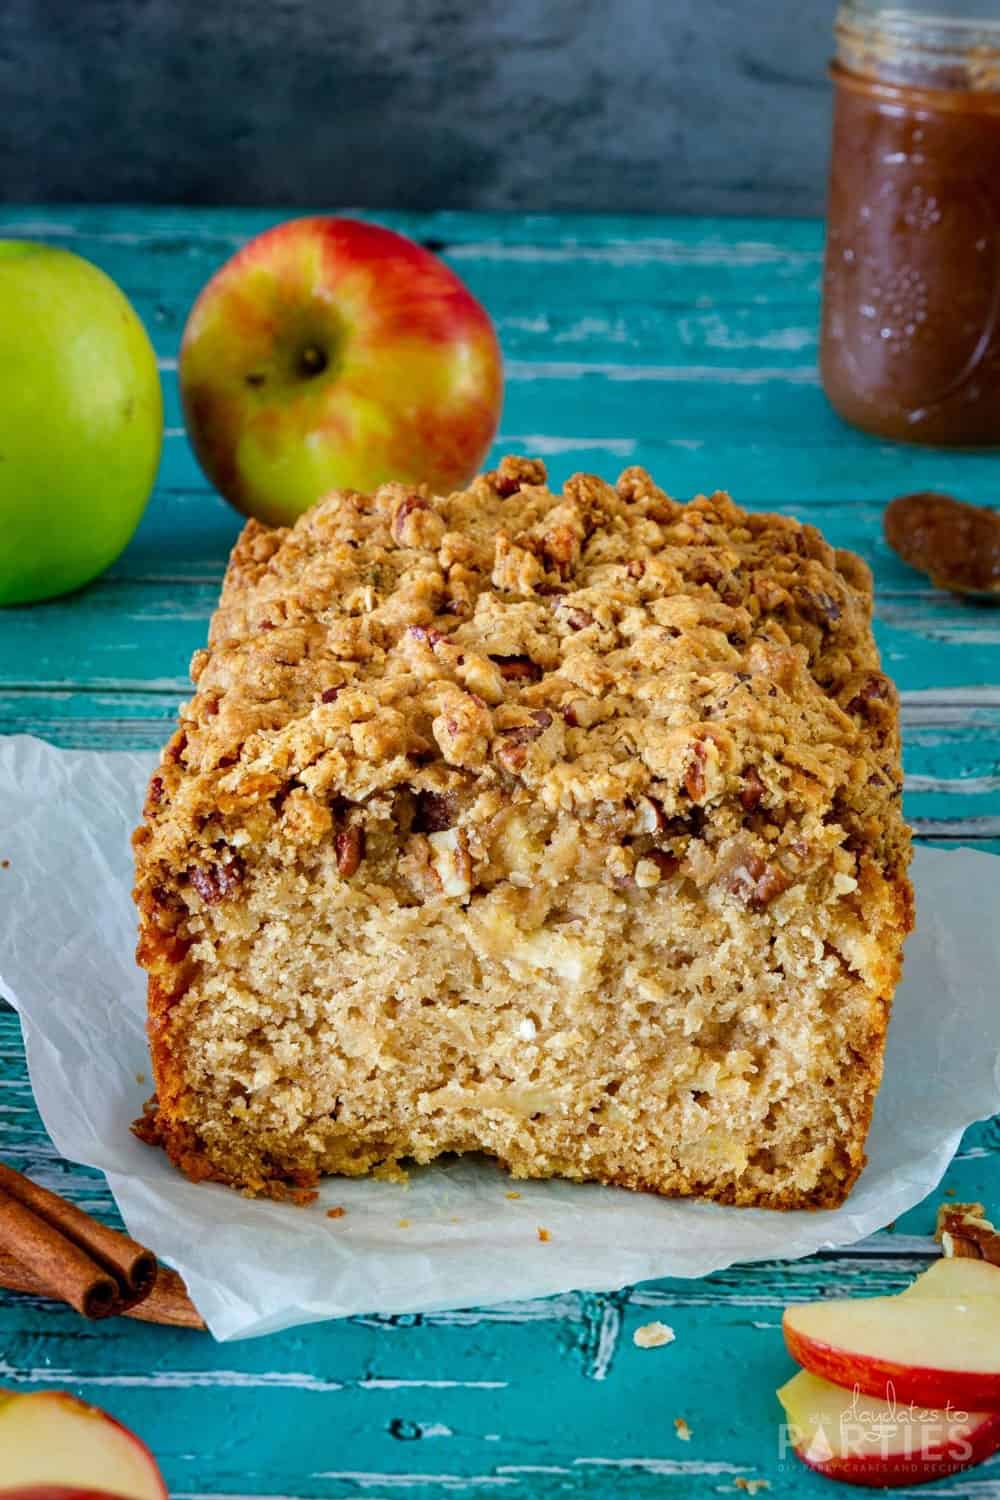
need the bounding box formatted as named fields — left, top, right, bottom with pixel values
left=1, top=1, right=834, bottom=215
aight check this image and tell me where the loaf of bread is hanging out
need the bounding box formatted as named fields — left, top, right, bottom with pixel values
left=133, top=457, right=912, bottom=1209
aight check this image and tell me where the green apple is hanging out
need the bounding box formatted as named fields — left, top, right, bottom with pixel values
left=0, top=242, right=163, bottom=606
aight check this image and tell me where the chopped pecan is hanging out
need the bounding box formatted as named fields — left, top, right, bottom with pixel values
left=335, top=826, right=365, bottom=878
left=408, top=624, right=446, bottom=648
left=793, top=585, right=842, bottom=626
left=845, top=673, right=890, bottom=717
left=497, top=710, right=552, bottom=745
left=391, top=493, right=429, bottom=543
left=684, top=742, right=708, bottom=803
left=720, top=849, right=789, bottom=910
left=492, top=654, right=543, bottom=683
left=492, top=455, right=547, bottom=497
left=558, top=604, right=595, bottom=630
left=413, top=789, right=460, bottom=834
left=687, top=555, right=724, bottom=588
left=189, top=853, right=243, bottom=906
left=496, top=740, right=529, bottom=773
left=147, top=775, right=164, bottom=807
left=645, top=849, right=680, bottom=879
left=320, top=686, right=342, bottom=704
left=739, top=766, right=766, bottom=813
left=627, top=560, right=645, bottom=579
left=841, top=671, right=896, bottom=747
left=542, top=523, right=579, bottom=578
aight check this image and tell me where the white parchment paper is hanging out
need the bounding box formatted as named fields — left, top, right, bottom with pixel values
left=1, top=734, right=998, bottom=1341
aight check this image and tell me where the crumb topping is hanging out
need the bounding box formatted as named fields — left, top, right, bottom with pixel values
left=134, top=456, right=906, bottom=916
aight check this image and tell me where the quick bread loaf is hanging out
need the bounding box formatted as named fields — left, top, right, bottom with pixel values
left=133, top=457, right=912, bottom=1208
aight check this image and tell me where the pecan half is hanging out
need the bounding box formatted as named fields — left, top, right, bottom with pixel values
left=885, top=490, right=1000, bottom=597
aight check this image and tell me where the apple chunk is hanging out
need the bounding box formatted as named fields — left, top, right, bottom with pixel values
left=0, top=1390, right=166, bottom=1499
left=778, top=1369, right=1000, bottom=1487
left=783, top=1256, right=1000, bottom=1410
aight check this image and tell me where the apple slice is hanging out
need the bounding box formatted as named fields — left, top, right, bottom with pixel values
left=0, top=1390, right=167, bottom=1499
left=0, top=1491, right=144, bottom=1499
left=778, top=1369, right=1000, bottom=1487
left=783, top=1256, right=1000, bottom=1410
left=902, top=1256, right=1000, bottom=1300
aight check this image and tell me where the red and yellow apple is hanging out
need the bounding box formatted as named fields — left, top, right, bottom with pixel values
left=782, top=1256, right=1000, bottom=1411
left=179, top=216, right=503, bottom=526
left=0, top=1389, right=166, bottom=1499
left=778, top=1369, right=1000, bottom=1488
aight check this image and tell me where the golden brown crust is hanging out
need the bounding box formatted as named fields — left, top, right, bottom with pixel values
left=133, top=458, right=912, bottom=1208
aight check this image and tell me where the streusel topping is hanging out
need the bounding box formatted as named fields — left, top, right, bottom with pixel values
left=137, top=456, right=902, bottom=889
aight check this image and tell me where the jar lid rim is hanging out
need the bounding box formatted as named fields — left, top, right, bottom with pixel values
left=837, top=5, right=1000, bottom=90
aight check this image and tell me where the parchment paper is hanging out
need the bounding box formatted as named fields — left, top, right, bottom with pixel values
left=1, top=734, right=998, bottom=1340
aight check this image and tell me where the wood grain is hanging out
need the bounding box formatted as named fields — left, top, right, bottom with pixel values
left=0, top=207, right=997, bottom=1499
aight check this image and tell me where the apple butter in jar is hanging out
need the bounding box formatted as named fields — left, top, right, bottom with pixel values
left=821, top=1, right=1000, bottom=444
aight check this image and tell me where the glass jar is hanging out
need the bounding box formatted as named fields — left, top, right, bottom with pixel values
left=821, top=0, right=1000, bottom=444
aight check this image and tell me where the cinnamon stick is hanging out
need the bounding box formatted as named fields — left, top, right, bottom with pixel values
left=0, top=1248, right=204, bottom=1329
left=0, top=1188, right=119, bottom=1318
left=0, top=1162, right=156, bottom=1303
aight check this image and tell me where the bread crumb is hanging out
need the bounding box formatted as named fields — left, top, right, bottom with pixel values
left=326, top=1206, right=346, bottom=1219
left=673, top=1416, right=691, bottom=1441
left=537, top=1226, right=551, bottom=1242
left=134, top=1072, right=147, bottom=1086
left=0, top=859, right=10, bottom=870
left=505, top=1191, right=522, bottom=1200
left=633, top=1320, right=675, bottom=1349
left=734, top=1480, right=769, bottom=1495
left=397, top=1218, right=411, bottom=1228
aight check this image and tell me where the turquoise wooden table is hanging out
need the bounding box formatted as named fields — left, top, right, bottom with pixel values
left=2, top=207, right=999, bottom=1499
